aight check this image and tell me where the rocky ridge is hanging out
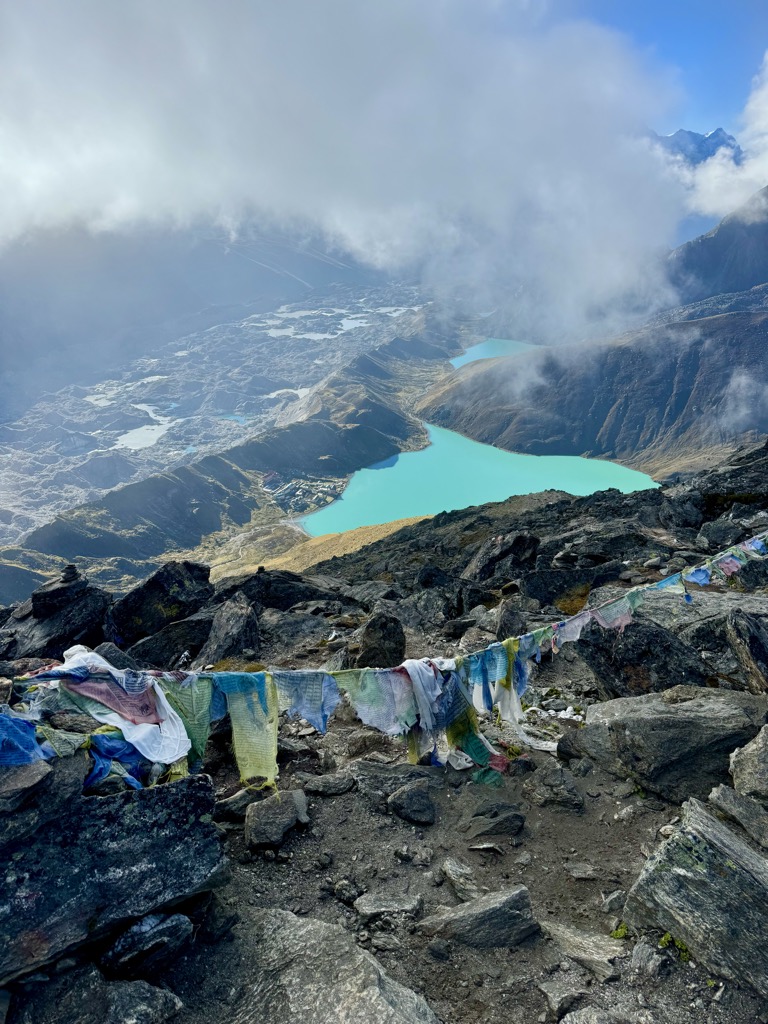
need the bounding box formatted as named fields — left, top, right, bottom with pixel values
left=2, top=442, right=768, bottom=1023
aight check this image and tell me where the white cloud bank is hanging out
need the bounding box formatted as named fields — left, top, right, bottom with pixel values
left=687, top=51, right=768, bottom=219
left=0, top=0, right=689, bottom=338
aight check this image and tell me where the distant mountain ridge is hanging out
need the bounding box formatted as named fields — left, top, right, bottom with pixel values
left=669, top=186, right=768, bottom=303
left=652, top=127, right=743, bottom=166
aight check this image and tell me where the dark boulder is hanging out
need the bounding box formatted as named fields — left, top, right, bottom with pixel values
left=10, top=967, right=183, bottom=1024
left=418, top=886, right=539, bottom=949
left=387, top=779, right=436, bottom=825
left=214, top=568, right=354, bottom=613
left=696, top=516, right=747, bottom=552
left=99, top=913, right=194, bottom=978
left=94, top=641, right=141, bottom=670
left=496, top=601, right=527, bottom=642
left=577, top=618, right=710, bottom=699
left=354, top=611, right=405, bottom=669
left=105, top=561, right=213, bottom=648
left=0, top=571, right=110, bottom=661
left=0, top=774, right=227, bottom=985
left=192, top=591, right=260, bottom=668
left=558, top=686, right=768, bottom=802
left=416, top=564, right=452, bottom=589
left=521, top=565, right=623, bottom=614
left=723, top=610, right=768, bottom=694
left=461, top=532, right=540, bottom=583
left=0, top=751, right=89, bottom=850
left=127, top=607, right=215, bottom=668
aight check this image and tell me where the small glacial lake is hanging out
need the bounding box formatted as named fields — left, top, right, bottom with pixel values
left=450, top=337, right=535, bottom=368
left=301, top=423, right=657, bottom=537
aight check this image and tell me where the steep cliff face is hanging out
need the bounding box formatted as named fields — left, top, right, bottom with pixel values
left=669, top=186, right=768, bottom=303
left=418, top=311, right=768, bottom=474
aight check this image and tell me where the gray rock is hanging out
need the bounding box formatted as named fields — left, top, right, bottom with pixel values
left=388, top=780, right=436, bottom=825
left=462, top=798, right=525, bottom=838
left=624, top=797, right=768, bottom=997
left=229, top=909, right=439, bottom=1023
left=347, top=728, right=393, bottom=759
left=105, top=560, right=213, bottom=649
left=244, top=789, right=309, bottom=848
left=353, top=892, right=423, bottom=923
left=418, top=886, right=539, bottom=948
left=93, top=641, right=141, bottom=670
left=99, top=914, right=193, bottom=977
left=558, top=686, right=768, bottom=802
left=355, top=612, right=406, bottom=668
left=441, top=857, right=484, bottom=902
left=523, top=763, right=583, bottom=811
left=214, top=786, right=264, bottom=822
left=544, top=922, right=625, bottom=982
left=462, top=532, right=540, bottom=583
left=334, top=878, right=365, bottom=904
left=496, top=600, right=527, bottom=642
left=537, top=977, right=588, bottom=1019
left=105, top=978, right=183, bottom=1024
left=560, top=1010, right=630, bottom=1024
left=630, top=935, right=670, bottom=979
left=738, top=559, right=768, bottom=590
left=295, top=772, right=355, bottom=797
left=724, top=610, right=768, bottom=694
left=441, top=616, right=476, bottom=639
left=192, top=591, right=260, bottom=668
left=566, top=862, right=596, bottom=880
left=0, top=775, right=226, bottom=986
left=709, top=783, right=768, bottom=848
left=730, top=724, right=768, bottom=802
left=600, top=890, right=626, bottom=914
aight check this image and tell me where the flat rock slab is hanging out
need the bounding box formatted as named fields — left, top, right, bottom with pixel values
left=229, top=908, right=439, bottom=1024
left=709, top=783, right=768, bottom=849
left=624, top=797, right=768, bottom=997
left=353, top=892, right=423, bottom=923
left=544, top=922, right=625, bottom=982
left=0, top=775, right=226, bottom=986
left=730, top=724, right=768, bottom=802
left=418, top=885, right=539, bottom=949
left=245, top=789, right=309, bottom=848
left=558, top=686, right=768, bottom=802
left=296, top=772, right=356, bottom=797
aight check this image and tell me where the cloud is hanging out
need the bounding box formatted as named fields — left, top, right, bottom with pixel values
left=686, top=51, right=768, bottom=219
left=0, top=0, right=687, bottom=340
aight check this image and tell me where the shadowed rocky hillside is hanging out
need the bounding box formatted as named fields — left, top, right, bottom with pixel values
left=418, top=311, right=768, bottom=476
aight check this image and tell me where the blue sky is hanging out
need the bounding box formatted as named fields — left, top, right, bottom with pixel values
left=574, top=0, right=768, bottom=135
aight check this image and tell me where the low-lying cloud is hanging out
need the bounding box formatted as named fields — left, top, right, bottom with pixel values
left=0, top=1, right=690, bottom=340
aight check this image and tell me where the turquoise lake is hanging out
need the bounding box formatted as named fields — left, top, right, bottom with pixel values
left=449, top=337, right=535, bottom=368
left=301, top=423, right=657, bottom=537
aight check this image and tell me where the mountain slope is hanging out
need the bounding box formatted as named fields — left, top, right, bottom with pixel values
left=669, top=186, right=768, bottom=303
left=418, top=311, right=768, bottom=476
